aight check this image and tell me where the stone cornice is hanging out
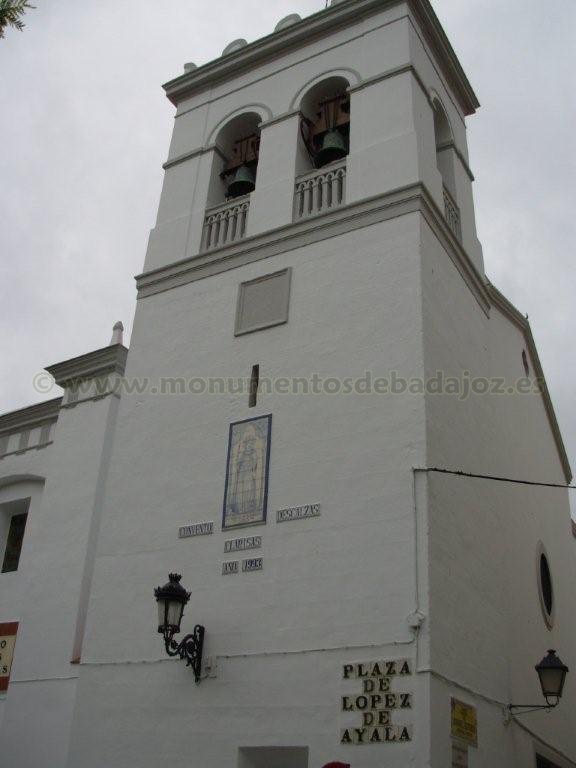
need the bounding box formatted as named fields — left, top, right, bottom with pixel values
left=136, top=182, right=491, bottom=315
left=163, top=0, right=479, bottom=116
left=162, top=62, right=433, bottom=173
left=258, top=109, right=301, bottom=131
left=407, top=0, right=479, bottom=116
left=436, top=140, right=474, bottom=182
left=348, top=62, right=429, bottom=102
left=163, top=143, right=226, bottom=171
left=0, top=398, right=62, bottom=436
left=45, top=345, right=128, bottom=388
left=486, top=282, right=572, bottom=484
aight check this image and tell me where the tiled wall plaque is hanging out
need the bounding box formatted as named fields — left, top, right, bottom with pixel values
left=224, top=536, right=262, bottom=553
left=222, top=561, right=239, bottom=575
left=179, top=522, right=214, bottom=538
left=276, top=503, right=321, bottom=523
left=340, top=659, right=413, bottom=745
left=223, top=415, right=272, bottom=530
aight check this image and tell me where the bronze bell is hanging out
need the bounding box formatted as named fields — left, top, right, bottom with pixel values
left=227, top=164, right=256, bottom=198
left=316, top=129, right=348, bottom=168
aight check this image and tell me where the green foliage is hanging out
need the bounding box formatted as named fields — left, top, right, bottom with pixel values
left=0, top=0, right=35, bottom=39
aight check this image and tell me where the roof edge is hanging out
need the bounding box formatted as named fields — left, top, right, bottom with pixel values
left=408, top=0, right=479, bottom=114
left=486, top=281, right=573, bottom=485
left=45, top=344, right=128, bottom=388
left=0, top=397, right=63, bottom=436
left=163, top=0, right=479, bottom=116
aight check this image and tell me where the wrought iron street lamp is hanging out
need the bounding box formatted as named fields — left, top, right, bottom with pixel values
left=154, top=573, right=205, bottom=683
left=509, top=650, right=569, bottom=715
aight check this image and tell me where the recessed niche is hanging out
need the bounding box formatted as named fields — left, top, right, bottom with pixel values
left=235, top=268, right=292, bottom=336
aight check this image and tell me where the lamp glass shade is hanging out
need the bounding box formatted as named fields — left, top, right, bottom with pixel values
left=167, top=599, right=185, bottom=630
left=154, top=573, right=191, bottom=633
left=536, top=650, right=569, bottom=700
left=157, top=599, right=185, bottom=632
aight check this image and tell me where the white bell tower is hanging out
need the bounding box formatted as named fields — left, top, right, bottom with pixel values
left=62, top=2, right=575, bottom=768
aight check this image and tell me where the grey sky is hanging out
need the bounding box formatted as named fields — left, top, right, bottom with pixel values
left=1, top=0, right=575, bottom=488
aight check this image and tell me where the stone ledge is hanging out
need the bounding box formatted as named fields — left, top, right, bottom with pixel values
left=45, top=345, right=128, bottom=388
left=0, top=398, right=62, bottom=436
left=136, top=182, right=490, bottom=317
left=0, top=441, right=54, bottom=461
left=163, top=0, right=478, bottom=116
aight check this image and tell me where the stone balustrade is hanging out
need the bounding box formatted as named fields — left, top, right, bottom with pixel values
left=202, top=196, right=251, bottom=252
left=293, top=160, right=347, bottom=221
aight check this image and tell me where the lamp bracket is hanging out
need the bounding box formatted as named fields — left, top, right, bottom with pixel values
left=163, top=624, right=205, bottom=683
left=507, top=700, right=558, bottom=716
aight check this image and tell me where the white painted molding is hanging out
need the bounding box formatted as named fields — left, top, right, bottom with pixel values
left=348, top=63, right=427, bottom=99
left=136, top=182, right=490, bottom=316
left=0, top=441, right=54, bottom=461
left=487, top=281, right=573, bottom=484
left=258, top=109, right=301, bottom=131
left=163, top=0, right=479, bottom=116
left=45, top=345, right=128, bottom=388
left=206, top=104, right=274, bottom=147
left=0, top=398, right=62, bottom=436
left=289, top=67, right=362, bottom=110
left=163, top=143, right=227, bottom=171
left=436, top=139, right=474, bottom=181
left=0, top=474, right=46, bottom=490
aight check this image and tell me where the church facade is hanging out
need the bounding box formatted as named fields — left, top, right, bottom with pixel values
left=1, top=1, right=574, bottom=767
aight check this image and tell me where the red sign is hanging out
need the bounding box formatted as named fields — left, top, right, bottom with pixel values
left=0, top=622, right=19, bottom=693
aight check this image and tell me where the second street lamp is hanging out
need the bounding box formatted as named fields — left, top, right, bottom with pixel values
left=154, top=573, right=205, bottom=683
left=509, top=650, right=569, bottom=716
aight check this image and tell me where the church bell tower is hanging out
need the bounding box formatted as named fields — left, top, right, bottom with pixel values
left=63, top=2, right=576, bottom=767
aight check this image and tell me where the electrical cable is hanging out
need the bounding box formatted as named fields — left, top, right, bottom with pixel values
left=415, top=467, right=576, bottom=491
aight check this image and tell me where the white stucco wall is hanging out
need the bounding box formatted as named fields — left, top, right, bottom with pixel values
left=4, top=3, right=572, bottom=767
left=0, top=392, right=122, bottom=768
left=420, top=217, right=575, bottom=766
left=66, top=213, right=432, bottom=768
left=0, top=473, right=47, bottom=736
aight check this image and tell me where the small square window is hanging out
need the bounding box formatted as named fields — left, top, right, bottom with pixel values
left=2, top=511, right=28, bottom=574
left=235, top=268, right=292, bottom=336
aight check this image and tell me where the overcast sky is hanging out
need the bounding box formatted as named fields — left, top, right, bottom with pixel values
left=1, top=0, right=575, bottom=487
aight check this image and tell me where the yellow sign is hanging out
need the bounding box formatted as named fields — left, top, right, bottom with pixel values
left=451, top=699, right=477, bottom=747
left=0, top=622, right=19, bottom=693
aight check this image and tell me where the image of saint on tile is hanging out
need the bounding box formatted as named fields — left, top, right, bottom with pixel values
left=222, top=415, right=271, bottom=529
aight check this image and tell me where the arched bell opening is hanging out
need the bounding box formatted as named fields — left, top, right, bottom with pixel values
left=208, top=112, right=262, bottom=206
left=433, top=99, right=456, bottom=199
left=298, top=76, right=351, bottom=173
